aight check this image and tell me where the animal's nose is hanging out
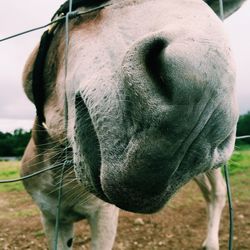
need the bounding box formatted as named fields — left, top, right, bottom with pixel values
left=122, top=35, right=172, bottom=103
left=121, top=33, right=218, bottom=108
left=143, top=37, right=174, bottom=102
left=99, top=32, right=237, bottom=213
left=142, top=37, right=174, bottom=101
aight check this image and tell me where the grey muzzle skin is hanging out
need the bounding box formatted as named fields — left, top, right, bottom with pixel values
left=74, top=33, right=237, bottom=213
left=71, top=1, right=238, bottom=213
left=101, top=38, right=237, bottom=213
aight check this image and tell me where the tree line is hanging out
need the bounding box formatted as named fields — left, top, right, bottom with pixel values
left=0, top=129, right=31, bottom=157
left=0, top=112, right=249, bottom=157
left=236, top=112, right=250, bottom=144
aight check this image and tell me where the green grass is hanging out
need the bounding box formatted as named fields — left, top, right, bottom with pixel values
left=0, top=161, right=24, bottom=192
left=228, top=145, right=250, bottom=201
left=229, top=145, right=250, bottom=175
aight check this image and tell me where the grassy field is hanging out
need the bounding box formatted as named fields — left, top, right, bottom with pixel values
left=229, top=144, right=250, bottom=201
left=0, top=161, right=24, bottom=192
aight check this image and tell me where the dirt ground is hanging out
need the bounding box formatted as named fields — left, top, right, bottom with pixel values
left=0, top=182, right=249, bottom=250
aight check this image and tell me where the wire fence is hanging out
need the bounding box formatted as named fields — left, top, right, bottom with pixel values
left=0, top=2, right=110, bottom=43
left=0, top=1, right=249, bottom=250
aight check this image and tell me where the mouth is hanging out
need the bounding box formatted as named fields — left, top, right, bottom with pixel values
left=73, top=94, right=106, bottom=199
left=73, top=113, right=205, bottom=214
left=74, top=93, right=170, bottom=211
left=73, top=91, right=237, bottom=213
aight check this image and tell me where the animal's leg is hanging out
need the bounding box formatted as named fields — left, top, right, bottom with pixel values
left=194, top=168, right=226, bottom=250
left=204, top=169, right=227, bottom=250
left=41, top=213, right=74, bottom=250
left=87, top=204, right=119, bottom=250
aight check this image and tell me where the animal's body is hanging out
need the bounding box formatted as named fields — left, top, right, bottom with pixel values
left=21, top=0, right=246, bottom=249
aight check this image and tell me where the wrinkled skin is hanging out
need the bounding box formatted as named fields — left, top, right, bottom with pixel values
left=23, top=0, right=244, bottom=214
left=69, top=0, right=238, bottom=213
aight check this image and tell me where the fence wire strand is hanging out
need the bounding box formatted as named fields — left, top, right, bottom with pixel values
left=53, top=0, right=74, bottom=249
left=0, top=3, right=111, bottom=43
left=0, top=17, right=65, bottom=42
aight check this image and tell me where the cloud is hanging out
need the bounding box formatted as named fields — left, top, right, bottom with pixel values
left=0, top=0, right=249, bottom=132
left=0, top=0, right=63, bottom=126
left=0, top=119, right=33, bottom=133
left=225, top=1, right=250, bottom=114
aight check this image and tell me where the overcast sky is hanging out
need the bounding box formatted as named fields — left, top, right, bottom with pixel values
left=0, top=0, right=249, bottom=132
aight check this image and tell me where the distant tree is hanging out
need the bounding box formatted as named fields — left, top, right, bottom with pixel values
left=0, top=129, right=31, bottom=157
left=236, top=111, right=250, bottom=144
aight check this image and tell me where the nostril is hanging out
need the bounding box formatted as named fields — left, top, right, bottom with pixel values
left=144, top=38, right=173, bottom=101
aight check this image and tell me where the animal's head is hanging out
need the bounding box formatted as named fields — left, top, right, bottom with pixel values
left=23, top=0, right=245, bottom=213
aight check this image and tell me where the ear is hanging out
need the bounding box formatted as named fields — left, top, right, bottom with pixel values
left=205, top=0, right=247, bottom=18
left=22, top=44, right=39, bottom=103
